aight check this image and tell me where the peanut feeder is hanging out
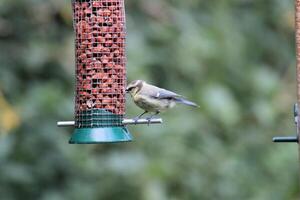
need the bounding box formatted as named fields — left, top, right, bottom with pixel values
left=70, top=0, right=132, bottom=143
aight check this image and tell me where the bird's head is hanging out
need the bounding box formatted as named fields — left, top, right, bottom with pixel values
left=126, top=80, right=144, bottom=96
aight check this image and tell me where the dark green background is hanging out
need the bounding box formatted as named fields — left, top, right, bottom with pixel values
left=0, top=0, right=298, bottom=199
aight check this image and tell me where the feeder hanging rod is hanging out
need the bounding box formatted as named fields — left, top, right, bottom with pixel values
left=57, top=118, right=163, bottom=127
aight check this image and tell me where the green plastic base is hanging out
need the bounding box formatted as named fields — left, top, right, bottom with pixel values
left=69, top=127, right=132, bottom=144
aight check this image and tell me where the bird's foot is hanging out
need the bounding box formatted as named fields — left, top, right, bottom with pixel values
left=133, top=117, right=140, bottom=125
left=146, top=117, right=152, bottom=126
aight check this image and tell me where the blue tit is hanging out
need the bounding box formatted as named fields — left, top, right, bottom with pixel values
left=126, top=80, right=199, bottom=122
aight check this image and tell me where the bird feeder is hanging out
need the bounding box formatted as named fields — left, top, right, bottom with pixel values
left=58, top=0, right=162, bottom=144
left=71, top=0, right=131, bottom=143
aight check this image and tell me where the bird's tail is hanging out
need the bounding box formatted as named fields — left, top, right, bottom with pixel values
left=174, top=97, right=199, bottom=107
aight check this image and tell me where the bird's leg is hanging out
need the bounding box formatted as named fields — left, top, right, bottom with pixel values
left=133, top=111, right=148, bottom=124
left=146, top=111, right=160, bottom=126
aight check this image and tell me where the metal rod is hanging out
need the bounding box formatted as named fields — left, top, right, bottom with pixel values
left=57, top=118, right=163, bottom=127
left=122, top=118, right=162, bottom=125
left=273, top=136, right=298, bottom=143
left=57, top=121, right=75, bottom=126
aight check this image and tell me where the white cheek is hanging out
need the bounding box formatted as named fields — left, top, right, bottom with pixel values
left=133, top=88, right=139, bottom=95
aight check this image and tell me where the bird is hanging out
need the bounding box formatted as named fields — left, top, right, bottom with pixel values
left=125, top=80, right=199, bottom=123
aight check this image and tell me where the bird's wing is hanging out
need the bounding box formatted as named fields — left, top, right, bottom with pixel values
left=142, top=85, right=182, bottom=99
left=155, top=89, right=182, bottom=99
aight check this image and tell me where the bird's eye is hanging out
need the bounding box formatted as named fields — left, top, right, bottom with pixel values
left=126, top=87, right=133, bottom=92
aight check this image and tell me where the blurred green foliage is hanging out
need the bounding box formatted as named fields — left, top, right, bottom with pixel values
left=0, top=0, right=299, bottom=199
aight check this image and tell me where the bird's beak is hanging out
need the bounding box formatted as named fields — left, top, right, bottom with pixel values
left=125, top=88, right=129, bottom=93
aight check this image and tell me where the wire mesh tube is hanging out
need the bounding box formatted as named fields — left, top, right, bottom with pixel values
left=70, top=0, right=131, bottom=143
left=73, top=0, right=126, bottom=128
